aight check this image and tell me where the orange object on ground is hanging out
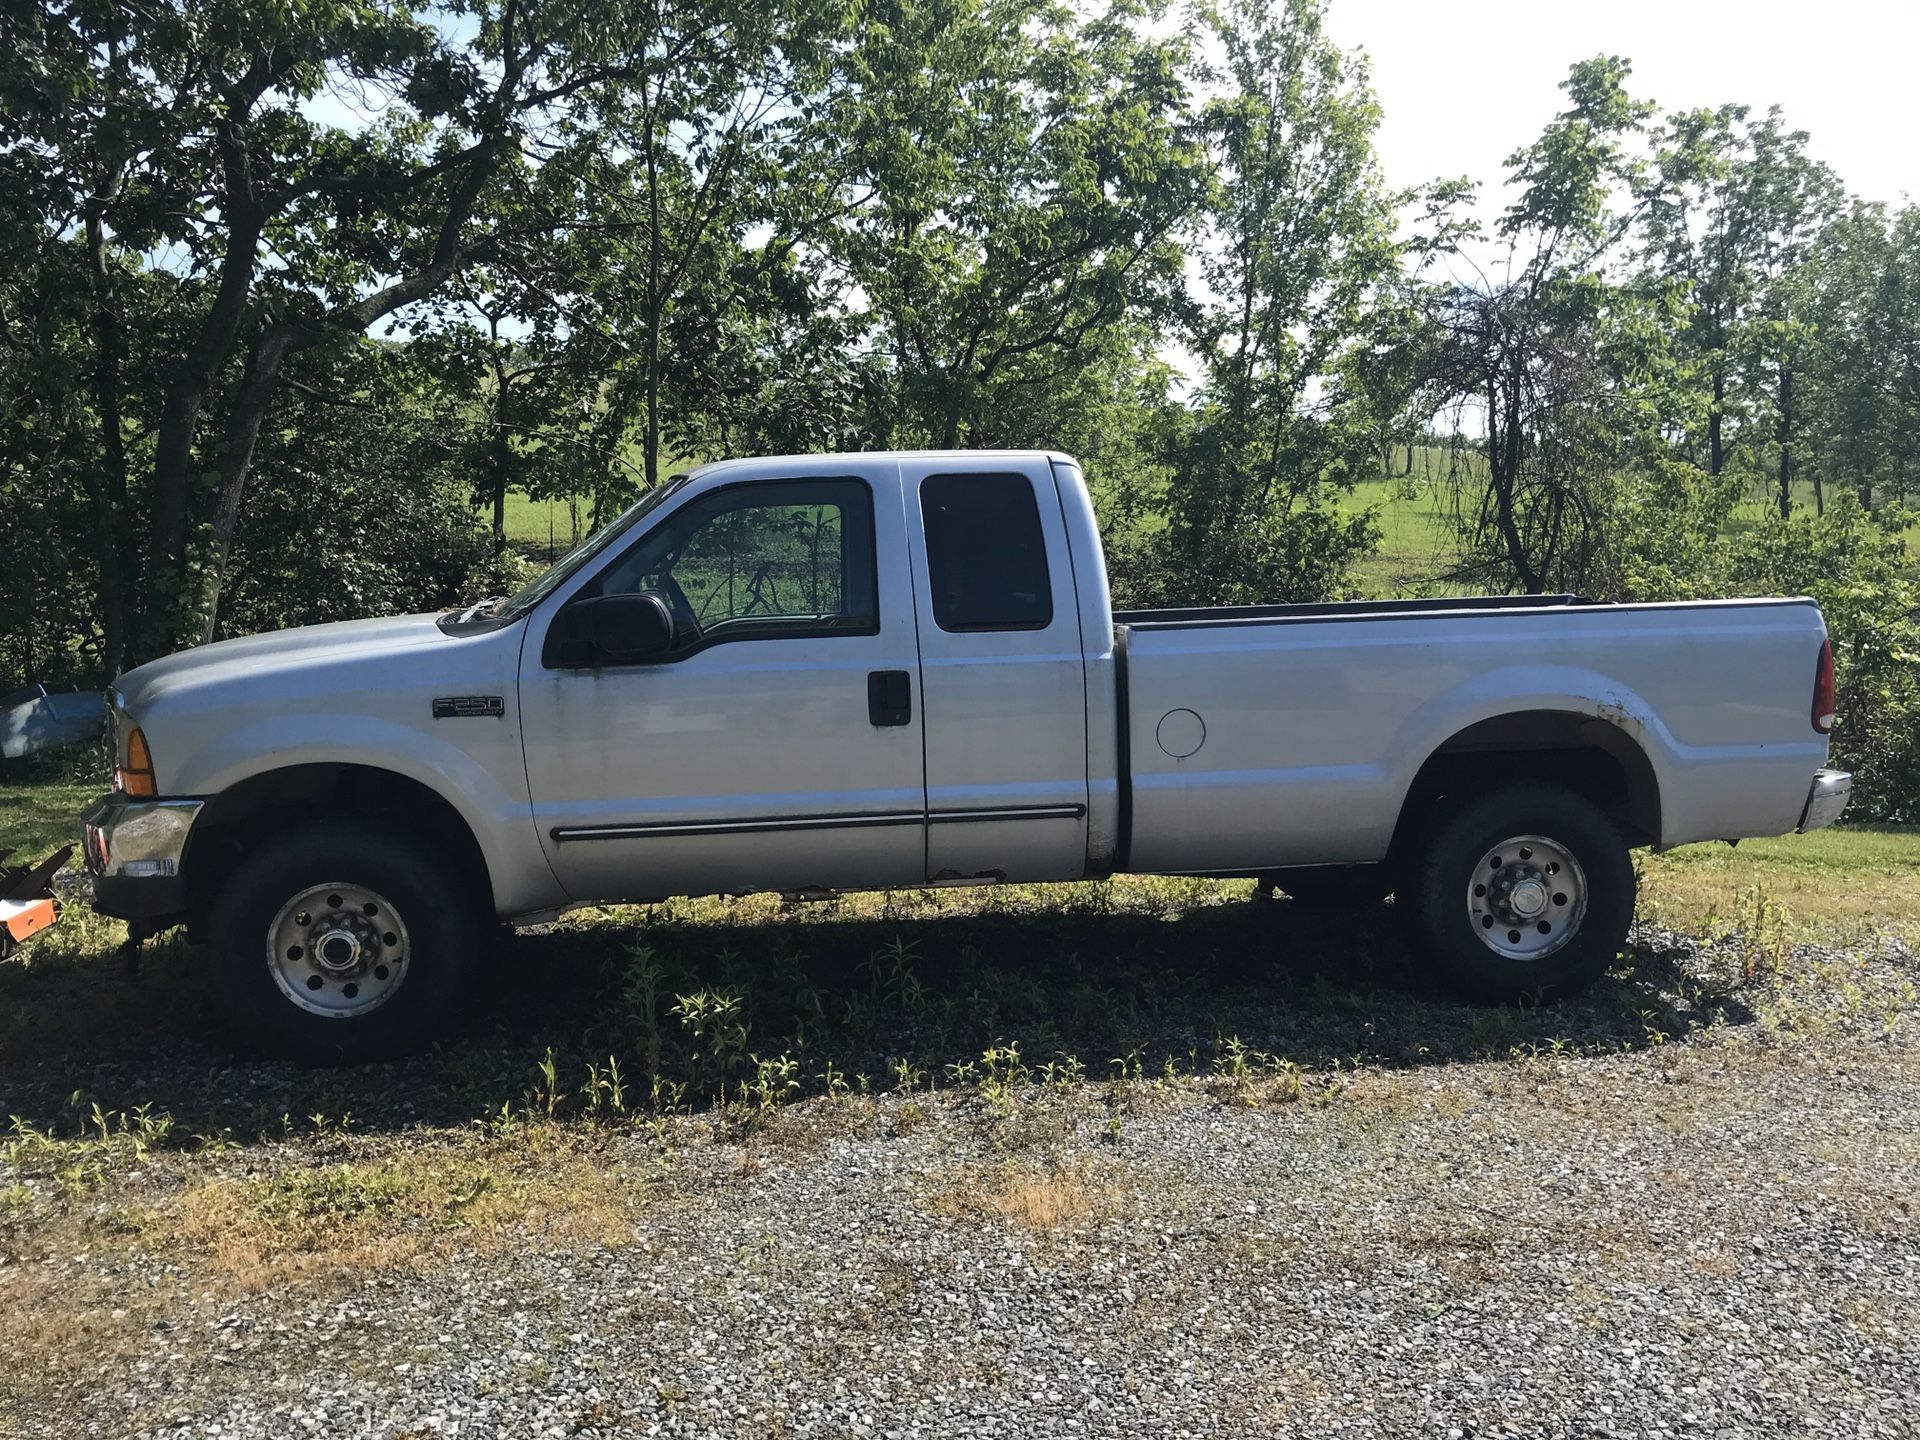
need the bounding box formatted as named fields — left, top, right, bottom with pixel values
left=0, top=845, right=70, bottom=958
left=1, top=896, right=56, bottom=948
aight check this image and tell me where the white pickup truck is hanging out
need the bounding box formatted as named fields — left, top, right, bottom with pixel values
left=83, top=450, right=1851, bottom=1059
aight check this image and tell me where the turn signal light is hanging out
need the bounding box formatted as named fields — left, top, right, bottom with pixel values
left=117, top=725, right=157, bottom=797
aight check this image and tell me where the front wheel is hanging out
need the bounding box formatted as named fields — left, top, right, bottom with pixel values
left=1403, top=783, right=1634, bottom=1004
left=207, top=825, right=483, bottom=1063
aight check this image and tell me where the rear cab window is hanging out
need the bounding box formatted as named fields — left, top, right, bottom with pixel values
left=920, top=473, right=1054, bottom=632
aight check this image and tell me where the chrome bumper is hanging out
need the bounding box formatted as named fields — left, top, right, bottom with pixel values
left=1798, top=769, right=1852, bottom=833
left=81, top=793, right=202, bottom=880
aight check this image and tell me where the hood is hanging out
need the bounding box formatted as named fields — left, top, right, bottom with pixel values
left=117, top=613, right=456, bottom=715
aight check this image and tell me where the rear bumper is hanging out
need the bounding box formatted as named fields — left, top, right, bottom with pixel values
left=81, top=793, right=201, bottom=923
left=1798, top=768, right=1852, bottom=833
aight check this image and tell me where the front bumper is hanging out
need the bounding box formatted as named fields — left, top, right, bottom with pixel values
left=1798, top=768, right=1852, bottom=833
left=82, top=793, right=202, bottom=922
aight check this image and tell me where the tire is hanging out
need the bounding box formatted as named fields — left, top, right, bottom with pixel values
left=1403, top=782, right=1634, bottom=1004
left=207, top=824, right=483, bottom=1063
left=1275, top=865, right=1392, bottom=908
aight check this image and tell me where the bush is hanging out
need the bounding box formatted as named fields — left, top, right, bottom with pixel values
left=1724, top=496, right=1920, bottom=822
left=215, top=401, right=493, bottom=639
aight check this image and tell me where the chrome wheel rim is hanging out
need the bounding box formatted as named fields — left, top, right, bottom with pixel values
left=268, top=882, right=410, bottom=1019
left=1466, top=835, right=1586, bottom=961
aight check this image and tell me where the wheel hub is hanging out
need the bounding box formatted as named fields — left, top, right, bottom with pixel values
left=1508, top=878, right=1549, bottom=918
left=1466, top=835, right=1588, bottom=961
left=268, top=883, right=410, bottom=1018
left=314, top=927, right=365, bottom=974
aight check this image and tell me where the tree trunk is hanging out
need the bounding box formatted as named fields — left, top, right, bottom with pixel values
left=1777, top=364, right=1795, bottom=519
left=488, top=316, right=511, bottom=555
left=643, top=94, right=663, bottom=492
left=191, top=132, right=507, bottom=640
left=1403, top=441, right=1414, bottom=476
left=1708, top=367, right=1725, bottom=477
left=1490, top=367, right=1541, bottom=594
left=142, top=100, right=271, bottom=659
left=493, top=379, right=513, bottom=555
left=83, top=199, right=131, bottom=678
left=197, top=327, right=298, bottom=643
left=142, top=207, right=265, bottom=656
left=937, top=386, right=964, bottom=450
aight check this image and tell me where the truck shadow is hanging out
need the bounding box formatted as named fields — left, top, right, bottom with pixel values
left=0, top=893, right=1754, bottom=1140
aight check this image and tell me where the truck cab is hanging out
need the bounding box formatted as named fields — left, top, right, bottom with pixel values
left=512, top=450, right=1108, bottom=900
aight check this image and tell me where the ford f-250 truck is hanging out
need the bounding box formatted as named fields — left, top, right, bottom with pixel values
left=82, top=450, right=1851, bottom=1060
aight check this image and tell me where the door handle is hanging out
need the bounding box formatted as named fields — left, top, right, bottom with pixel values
left=867, top=670, right=912, bottom=727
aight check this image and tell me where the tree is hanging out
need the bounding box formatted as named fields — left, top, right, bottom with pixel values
left=1430, top=57, right=1652, bottom=594
left=1800, top=203, right=1920, bottom=508
left=1, top=0, right=667, bottom=661
left=504, top=0, right=843, bottom=495
left=1133, top=0, right=1405, bottom=606
left=1643, top=103, right=1758, bottom=479
left=1727, top=113, right=1843, bottom=516
left=834, top=0, right=1207, bottom=449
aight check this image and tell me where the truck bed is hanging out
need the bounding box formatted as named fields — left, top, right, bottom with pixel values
left=1114, top=594, right=1830, bottom=874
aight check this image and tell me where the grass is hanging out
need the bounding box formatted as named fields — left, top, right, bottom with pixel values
left=0, top=772, right=98, bottom=858
left=1336, top=458, right=1920, bottom=600
left=501, top=488, right=592, bottom=561
left=1640, top=824, right=1920, bottom=933
left=171, top=1128, right=642, bottom=1293
left=929, top=1160, right=1118, bottom=1234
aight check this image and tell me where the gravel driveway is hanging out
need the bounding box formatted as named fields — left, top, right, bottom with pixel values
left=4, top=929, right=1917, bottom=1440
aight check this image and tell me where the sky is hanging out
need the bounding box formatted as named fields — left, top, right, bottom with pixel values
left=1322, top=0, right=1920, bottom=233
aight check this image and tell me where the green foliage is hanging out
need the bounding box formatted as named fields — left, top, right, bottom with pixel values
left=1612, top=478, right=1920, bottom=821
left=833, top=0, right=1207, bottom=449
left=1122, top=0, right=1402, bottom=605
left=1723, top=498, right=1920, bottom=822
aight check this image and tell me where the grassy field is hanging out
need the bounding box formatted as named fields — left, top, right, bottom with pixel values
left=1334, top=454, right=1920, bottom=598
left=501, top=488, right=593, bottom=562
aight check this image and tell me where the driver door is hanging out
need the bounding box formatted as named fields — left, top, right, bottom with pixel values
left=517, top=467, right=928, bottom=901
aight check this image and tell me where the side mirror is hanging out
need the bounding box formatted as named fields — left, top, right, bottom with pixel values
left=585, top=592, right=675, bottom=662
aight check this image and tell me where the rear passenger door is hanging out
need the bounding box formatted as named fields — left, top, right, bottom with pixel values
left=904, top=455, right=1090, bottom=883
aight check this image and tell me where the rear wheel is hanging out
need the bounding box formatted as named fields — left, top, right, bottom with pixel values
left=207, top=825, right=482, bottom=1063
left=1403, top=783, right=1634, bottom=1004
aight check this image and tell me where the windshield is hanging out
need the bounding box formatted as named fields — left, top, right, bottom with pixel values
left=495, top=476, right=693, bottom=620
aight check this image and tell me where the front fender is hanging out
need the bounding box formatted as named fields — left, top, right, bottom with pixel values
left=168, top=713, right=562, bottom=917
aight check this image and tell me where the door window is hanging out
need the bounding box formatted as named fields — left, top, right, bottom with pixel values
left=920, top=473, right=1054, bottom=632
left=579, top=478, right=877, bottom=656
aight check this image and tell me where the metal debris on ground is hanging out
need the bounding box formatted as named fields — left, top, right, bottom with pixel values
left=0, top=845, right=71, bottom=958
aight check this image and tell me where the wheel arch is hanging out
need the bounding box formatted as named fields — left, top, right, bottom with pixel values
left=183, top=762, right=495, bottom=933
left=1389, top=709, right=1663, bottom=869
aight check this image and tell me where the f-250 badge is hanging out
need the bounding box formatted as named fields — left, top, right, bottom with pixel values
left=432, top=696, right=505, bottom=719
